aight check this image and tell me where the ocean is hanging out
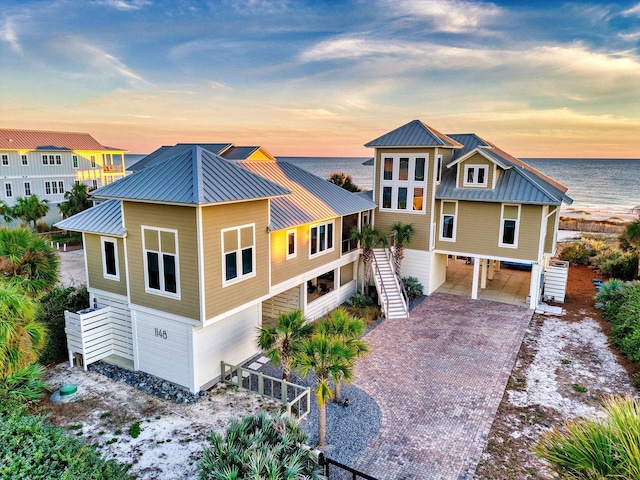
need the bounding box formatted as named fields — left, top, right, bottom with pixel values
left=277, top=156, right=640, bottom=215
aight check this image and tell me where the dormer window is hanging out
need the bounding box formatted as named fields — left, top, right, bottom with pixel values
left=379, top=155, right=427, bottom=213
left=463, top=165, right=487, bottom=187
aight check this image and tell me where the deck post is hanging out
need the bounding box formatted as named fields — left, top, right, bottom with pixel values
left=480, top=258, right=488, bottom=289
left=471, top=257, right=480, bottom=300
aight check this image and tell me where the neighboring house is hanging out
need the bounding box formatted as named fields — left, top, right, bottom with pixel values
left=56, top=145, right=375, bottom=393
left=365, top=120, right=572, bottom=309
left=0, top=129, right=127, bottom=221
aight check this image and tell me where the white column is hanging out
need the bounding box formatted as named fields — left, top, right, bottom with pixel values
left=481, top=258, right=488, bottom=289
left=529, top=262, right=540, bottom=309
left=471, top=257, right=480, bottom=300
left=488, top=259, right=495, bottom=280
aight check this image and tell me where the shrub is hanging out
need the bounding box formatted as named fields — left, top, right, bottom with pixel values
left=38, top=285, right=89, bottom=365
left=535, top=396, right=640, bottom=479
left=402, top=276, right=424, bottom=301
left=0, top=412, right=131, bottom=479
left=610, top=284, right=640, bottom=361
left=591, top=250, right=639, bottom=281
left=35, top=221, right=50, bottom=233
left=199, top=411, right=322, bottom=479
left=0, top=364, right=48, bottom=407
left=559, top=238, right=609, bottom=265
left=347, top=293, right=370, bottom=309
left=595, top=279, right=627, bottom=317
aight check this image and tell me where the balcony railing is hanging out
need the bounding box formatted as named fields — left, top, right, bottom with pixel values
left=103, top=164, right=124, bottom=173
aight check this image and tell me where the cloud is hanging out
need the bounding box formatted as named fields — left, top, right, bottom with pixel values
left=622, top=3, right=640, bottom=17
left=98, top=0, right=151, bottom=11
left=1, top=16, right=23, bottom=54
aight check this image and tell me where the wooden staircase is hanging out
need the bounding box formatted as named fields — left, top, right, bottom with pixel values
left=372, top=248, right=409, bottom=320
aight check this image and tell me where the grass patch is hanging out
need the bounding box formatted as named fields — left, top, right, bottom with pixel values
left=128, top=422, right=141, bottom=439
left=572, top=383, right=588, bottom=393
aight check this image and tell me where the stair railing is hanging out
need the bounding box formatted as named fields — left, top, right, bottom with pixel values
left=382, top=240, right=409, bottom=314
left=371, top=253, right=389, bottom=319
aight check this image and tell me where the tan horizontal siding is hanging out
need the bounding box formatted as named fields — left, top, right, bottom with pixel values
left=457, top=154, right=497, bottom=189
left=84, top=234, right=127, bottom=296
left=123, top=202, right=200, bottom=320
left=202, top=200, right=270, bottom=319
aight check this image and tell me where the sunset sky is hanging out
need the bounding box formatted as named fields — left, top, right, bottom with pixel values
left=1, top=0, right=639, bottom=157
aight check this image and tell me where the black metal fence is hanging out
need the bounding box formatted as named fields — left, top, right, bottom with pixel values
left=318, top=453, right=378, bottom=480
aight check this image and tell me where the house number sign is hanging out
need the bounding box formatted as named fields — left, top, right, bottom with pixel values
left=154, top=328, right=168, bottom=339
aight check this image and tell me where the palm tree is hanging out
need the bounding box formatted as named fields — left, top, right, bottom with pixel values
left=328, top=171, right=360, bottom=192
left=316, top=307, right=370, bottom=404
left=0, top=200, right=12, bottom=223
left=59, top=183, right=92, bottom=219
left=391, top=221, right=415, bottom=275
left=623, top=215, right=640, bottom=278
left=292, top=333, right=354, bottom=449
left=0, top=227, right=59, bottom=299
left=257, top=309, right=314, bottom=382
left=350, top=224, right=383, bottom=296
left=9, top=195, right=49, bottom=229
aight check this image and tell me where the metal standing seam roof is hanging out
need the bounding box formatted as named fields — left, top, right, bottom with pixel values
left=92, top=146, right=291, bottom=205
left=54, top=200, right=126, bottom=237
left=128, top=143, right=232, bottom=171
left=364, top=120, right=463, bottom=148
left=237, top=161, right=377, bottom=231
left=221, top=146, right=262, bottom=160
left=0, top=129, right=126, bottom=151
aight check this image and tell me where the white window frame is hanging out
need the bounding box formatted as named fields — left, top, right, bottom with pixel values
left=24, top=182, right=31, bottom=196
left=309, top=220, right=335, bottom=258
left=435, top=154, right=443, bottom=184
left=4, top=182, right=13, bottom=198
left=55, top=155, right=62, bottom=165
left=499, top=204, right=521, bottom=248
left=101, top=236, right=120, bottom=281
left=21, top=155, right=28, bottom=166
left=92, top=179, right=98, bottom=189
left=72, top=155, right=78, bottom=168
left=58, top=181, right=64, bottom=194
left=42, top=154, right=48, bottom=165
left=142, top=226, right=181, bottom=299
left=439, top=200, right=457, bottom=242
left=286, top=229, right=297, bottom=260
left=45, top=181, right=51, bottom=195
left=379, top=154, right=428, bottom=213
left=463, top=164, right=488, bottom=187
left=221, top=223, right=256, bottom=287
left=1, top=154, right=8, bottom=166
left=51, top=181, right=58, bottom=194
left=90, top=155, right=96, bottom=168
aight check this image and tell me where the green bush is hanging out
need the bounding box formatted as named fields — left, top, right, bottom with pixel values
left=535, top=396, right=640, bottom=479
left=199, top=411, right=322, bottom=479
left=347, top=293, right=370, bottom=308
left=38, top=285, right=89, bottom=365
left=0, top=412, right=131, bottom=479
left=610, top=284, right=640, bottom=361
left=591, top=250, right=639, bottom=281
left=559, top=238, right=609, bottom=265
left=595, top=279, right=628, bottom=318
left=0, top=364, right=48, bottom=407
left=402, top=276, right=424, bottom=301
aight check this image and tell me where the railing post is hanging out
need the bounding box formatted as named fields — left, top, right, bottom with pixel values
left=258, top=372, right=264, bottom=395
left=281, top=380, right=287, bottom=404
left=237, top=367, right=243, bottom=388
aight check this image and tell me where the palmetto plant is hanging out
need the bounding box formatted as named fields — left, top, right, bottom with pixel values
left=198, top=411, right=322, bottom=480
left=391, top=221, right=415, bottom=275
left=316, top=308, right=369, bottom=404
left=257, top=309, right=314, bottom=382
left=0, top=227, right=59, bottom=299
left=293, top=333, right=354, bottom=449
left=350, top=224, right=383, bottom=296
left=623, top=216, right=640, bottom=278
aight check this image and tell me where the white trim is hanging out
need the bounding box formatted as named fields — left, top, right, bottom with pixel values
left=463, top=164, right=488, bottom=187
left=121, top=202, right=131, bottom=303
left=23, top=181, right=31, bottom=196
left=21, top=154, right=28, bottom=166
left=100, top=236, right=120, bottom=281
left=87, top=287, right=128, bottom=302
left=286, top=229, right=297, bottom=260
left=433, top=249, right=534, bottom=265
left=3, top=181, right=13, bottom=198
left=221, top=223, right=256, bottom=287
left=141, top=225, right=181, bottom=299
left=309, top=219, right=335, bottom=258
left=1, top=154, right=9, bottom=166
left=379, top=153, right=428, bottom=213
left=130, top=303, right=202, bottom=327
left=498, top=203, right=520, bottom=248
left=82, top=232, right=90, bottom=290
left=439, top=200, right=457, bottom=242
left=435, top=153, right=443, bottom=184
left=197, top=206, right=206, bottom=323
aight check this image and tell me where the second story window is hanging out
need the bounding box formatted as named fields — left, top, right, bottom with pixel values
left=24, top=182, right=31, bottom=196
left=286, top=229, right=297, bottom=260
left=1, top=155, right=8, bottom=166
left=101, top=237, right=120, bottom=281
left=222, top=224, right=255, bottom=285
left=463, top=165, right=488, bottom=187
left=143, top=226, right=180, bottom=297
left=439, top=200, right=457, bottom=241
left=21, top=155, right=28, bottom=166
left=500, top=204, right=520, bottom=248
left=92, top=179, right=98, bottom=189
left=72, top=155, right=78, bottom=168
left=55, top=155, right=61, bottom=165
left=4, top=183, right=13, bottom=198
left=380, top=155, right=427, bottom=213
left=310, top=220, right=334, bottom=257
left=91, top=156, right=96, bottom=168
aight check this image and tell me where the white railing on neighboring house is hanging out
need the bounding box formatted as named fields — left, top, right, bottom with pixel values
left=65, top=305, right=133, bottom=370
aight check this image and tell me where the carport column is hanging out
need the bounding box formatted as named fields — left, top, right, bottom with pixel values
left=488, top=260, right=495, bottom=280
left=471, top=257, right=480, bottom=300
left=529, top=262, right=541, bottom=309
left=480, top=258, right=488, bottom=289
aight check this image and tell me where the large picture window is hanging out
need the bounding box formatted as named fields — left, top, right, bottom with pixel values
left=439, top=201, right=457, bottom=241
left=379, top=155, right=428, bottom=213
left=500, top=204, right=520, bottom=248
left=142, top=226, right=179, bottom=297
left=310, top=221, right=334, bottom=257
left=222, top=224, right=255, bottom=285
left=101, top=237, right=119, bottom=281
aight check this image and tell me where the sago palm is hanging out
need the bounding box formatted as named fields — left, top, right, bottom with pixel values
left=391, top=221, right=415, bottom=275
left=257, top=309, right=314, bottom=382
left=316, top=307, right=370, bottom=403
left=293, top=332, right=354, bottom=449
left=0, top=227, right=59, bottom=298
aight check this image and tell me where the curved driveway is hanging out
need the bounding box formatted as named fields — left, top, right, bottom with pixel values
left=353, top=292, right=532, bottom=479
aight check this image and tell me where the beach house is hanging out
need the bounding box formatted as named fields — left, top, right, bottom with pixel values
left=55, top=145, right=375, bottom=392
left=365, top=120, right=572, bottom=310
left=0, top=129, right=127, bottom=223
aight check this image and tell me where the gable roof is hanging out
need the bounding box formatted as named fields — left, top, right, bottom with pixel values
left=92, top=146, right=290, bottom=205
left=238, top=161, right=376, bottom=231
left=128, top=143, right=232, bottom=172
left=438, top=134, right=572, bottom=206
left=221, top=146, right=277, bottom=161
left=365, top=120, right=463, bottom=148
left=54, top=200, right=126, bottom=237
left=0, top=128, right=125, bottom=151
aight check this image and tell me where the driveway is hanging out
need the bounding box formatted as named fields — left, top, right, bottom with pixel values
left=353, top=292, right=532, bottom=479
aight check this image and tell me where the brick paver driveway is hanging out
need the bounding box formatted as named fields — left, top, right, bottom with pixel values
left=353, top=292, right=532, bottom=479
